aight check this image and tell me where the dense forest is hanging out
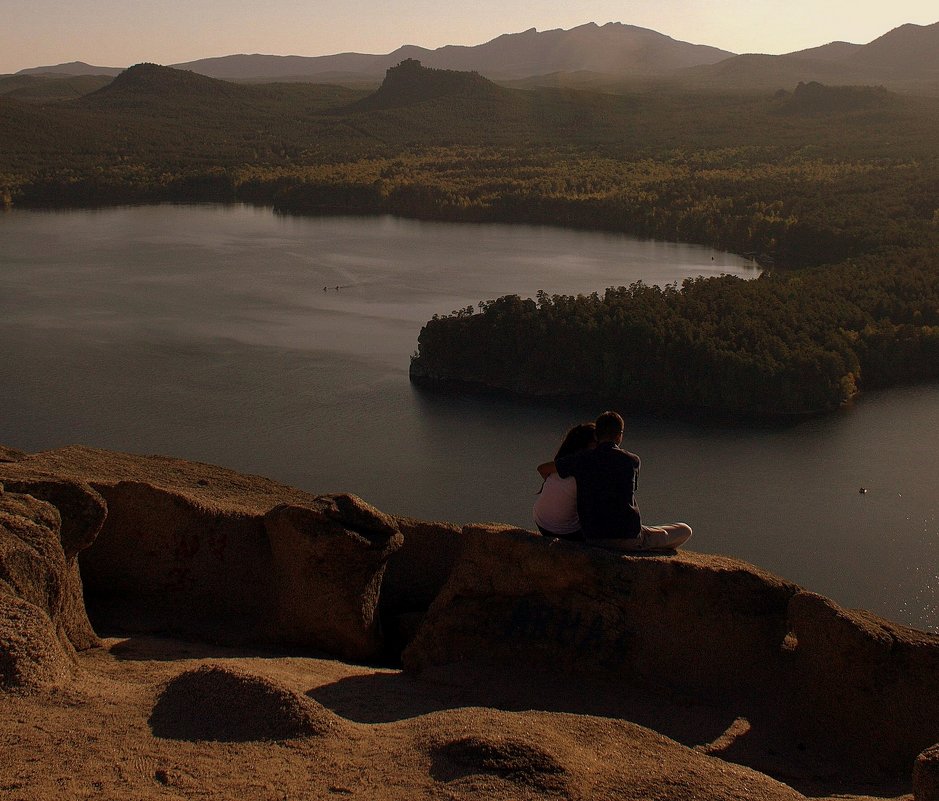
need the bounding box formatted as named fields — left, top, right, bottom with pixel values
left=411, top=248, right=939, bottom=417
left=3, top=61, right=939, bottom=416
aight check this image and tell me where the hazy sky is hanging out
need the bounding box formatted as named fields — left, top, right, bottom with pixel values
left=2, top=0, right=937, bottom=74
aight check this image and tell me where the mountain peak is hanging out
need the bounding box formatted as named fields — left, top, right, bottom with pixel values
left=352, top=59, right=502, bottom=110
left=848, top=19, right=939, bottom=71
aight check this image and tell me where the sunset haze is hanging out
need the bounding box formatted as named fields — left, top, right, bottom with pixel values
left=3, top=0, right=938, bottom=74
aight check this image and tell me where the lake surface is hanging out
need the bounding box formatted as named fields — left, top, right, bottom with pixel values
left=1, top=204, right=936, bottom=632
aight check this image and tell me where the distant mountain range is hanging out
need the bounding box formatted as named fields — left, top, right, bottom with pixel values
left=10, top=20, right=939, bottom=95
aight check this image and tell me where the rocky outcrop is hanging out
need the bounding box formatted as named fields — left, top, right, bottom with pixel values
left=2, top=443, right=938, bottom=784
left=0, top=477, right=104, bottom=650
left=785, top=592, right=939, bottom=774
left=403, top=525, right=797, bottom=693
left=0, top=446, right=403, bottom=660
left=78, top=478, right=276, bottom=643
left=402, top=524, right=939, bottom=777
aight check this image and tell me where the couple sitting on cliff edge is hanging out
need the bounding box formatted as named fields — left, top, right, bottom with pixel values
left=534, top=410, right=692, bottom=551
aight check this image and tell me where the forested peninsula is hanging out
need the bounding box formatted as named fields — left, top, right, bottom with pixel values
left=3, top=60, right=939, bottom=415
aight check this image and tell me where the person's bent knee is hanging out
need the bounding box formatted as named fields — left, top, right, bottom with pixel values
left=667, top=523, right=692, bottom=547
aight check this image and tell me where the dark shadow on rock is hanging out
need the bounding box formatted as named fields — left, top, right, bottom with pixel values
left=307, top=665, right=912, bottom=798
left=307, top=663, right=736, bottom=745
left=703, top=722, right=915, bottom=799
left=149, top=664, right=338, bottom=742
left=108, top=633, right=339, bottom=664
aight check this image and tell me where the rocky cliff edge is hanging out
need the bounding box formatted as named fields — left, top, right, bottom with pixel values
left=1, top=444, right=937, bottom=793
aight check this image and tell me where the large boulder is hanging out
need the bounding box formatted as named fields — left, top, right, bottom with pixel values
left=77, top=479, right=275, bottom=643
left=0, top=488, right=83, bottom=690
left=403, top=525, right=798, bottom=700
left=264, top=494, right=403, bottom=660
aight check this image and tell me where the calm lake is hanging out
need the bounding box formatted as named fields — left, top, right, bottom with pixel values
left=1, top=204, right=936, bottom=632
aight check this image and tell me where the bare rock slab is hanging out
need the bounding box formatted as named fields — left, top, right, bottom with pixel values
left=403, top=524, right=939, bottom=780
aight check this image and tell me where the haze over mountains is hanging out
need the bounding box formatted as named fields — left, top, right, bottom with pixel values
left=7, top=19, right=939, bottom=96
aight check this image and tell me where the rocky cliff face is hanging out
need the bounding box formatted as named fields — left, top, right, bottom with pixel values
left=1, top=443, right=937, bottom=786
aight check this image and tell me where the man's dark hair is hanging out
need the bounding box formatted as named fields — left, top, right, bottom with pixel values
left=595, top=410, right=624, bottom=441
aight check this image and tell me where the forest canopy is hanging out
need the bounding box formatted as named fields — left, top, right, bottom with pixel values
left=411, top=249, right=939, bottom=417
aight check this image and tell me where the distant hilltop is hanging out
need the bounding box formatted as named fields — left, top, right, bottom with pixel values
left=350, top=59, right=504, bottom=111
left=6, top=19, right=936, bottom=95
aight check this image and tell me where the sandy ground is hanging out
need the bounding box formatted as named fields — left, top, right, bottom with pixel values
left=0, top=635, right=913, bottom=801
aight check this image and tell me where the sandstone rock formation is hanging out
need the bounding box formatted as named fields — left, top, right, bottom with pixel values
left=2, top=443, right=938, bottom=789
left=403, top=525, right=797, bottom=694
left=402, top=524, right=939, bottom=778
left=0, top=477, right=104, bottom=650
left=0, top=446, right=404, bottom=660
left=785, top=591, right=939, bottom=774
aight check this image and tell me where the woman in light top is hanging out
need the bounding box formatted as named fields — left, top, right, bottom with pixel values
left=533, top=422, right=596, bottom=541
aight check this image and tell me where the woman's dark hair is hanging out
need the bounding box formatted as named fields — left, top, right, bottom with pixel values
left=555, top=422, right=597, bottom=461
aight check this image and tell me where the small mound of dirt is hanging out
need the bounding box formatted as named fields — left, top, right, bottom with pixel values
left=149, top=664, right=339, bottom=742
left=431, top=735, right=567, bottom=792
